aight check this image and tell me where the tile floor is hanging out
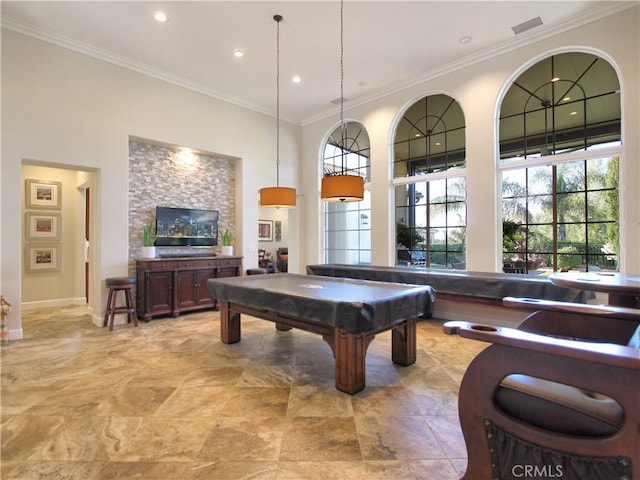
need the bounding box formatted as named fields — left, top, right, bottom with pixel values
left=1, top=305, right=485, bottom=480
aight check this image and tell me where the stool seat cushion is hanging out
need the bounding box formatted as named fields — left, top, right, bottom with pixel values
left=495, top=374, right=623, bottom=437
left=106, top=277, right=136, bottom=287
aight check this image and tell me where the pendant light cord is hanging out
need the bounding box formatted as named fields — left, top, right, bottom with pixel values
left=340, top=0, right=346, bottom=175
left=275, top=14, right=282, bottom=187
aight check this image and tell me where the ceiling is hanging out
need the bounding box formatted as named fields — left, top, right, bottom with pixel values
left=1, top=1, right=634, bottom=124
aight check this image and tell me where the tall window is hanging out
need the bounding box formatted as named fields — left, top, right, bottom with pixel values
left=499, top=52, right=621, bottom=273
left=323, top=121, right=371, bottom=264
left=393, top=94, right=466, bottom=268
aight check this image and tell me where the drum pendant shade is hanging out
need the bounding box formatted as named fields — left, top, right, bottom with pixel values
left=321, top=175, right=364, bottom=202
left=260, top=186, right=296, bottom=208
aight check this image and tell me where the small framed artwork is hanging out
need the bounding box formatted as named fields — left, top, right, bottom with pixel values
left=274, top=220, right=282, bottom=242
left=258, top=220, right=273, bottom=241
left=26, top=244, right=60, bottom=272
left=25, top=179, right=62, bottom=210
left=26, top=212, right=61, bottom=240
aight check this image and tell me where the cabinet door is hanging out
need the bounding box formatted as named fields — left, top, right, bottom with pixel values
left=196, top=269, right=216, bottom=305
left=148, top=271, right=173, bottom=315
left=176, top=270, right=198, bottom=309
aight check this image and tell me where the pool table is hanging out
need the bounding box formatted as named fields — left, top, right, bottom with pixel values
left=207, top=273, right=435, bottom=394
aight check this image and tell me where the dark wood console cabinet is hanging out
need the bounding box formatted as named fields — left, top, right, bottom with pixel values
left=136, top=256, right=242, bottom=320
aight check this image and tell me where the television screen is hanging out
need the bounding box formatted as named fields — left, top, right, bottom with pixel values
left=155, top=207, right=219, bottom=247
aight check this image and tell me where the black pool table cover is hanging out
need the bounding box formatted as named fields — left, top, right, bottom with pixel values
left=207, top=273, right=435, bottom=333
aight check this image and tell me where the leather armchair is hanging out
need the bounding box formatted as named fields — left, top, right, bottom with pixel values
left=444, top=298, right=639, bottom=480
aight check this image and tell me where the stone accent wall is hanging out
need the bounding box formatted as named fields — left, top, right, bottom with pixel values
left=128, top=140, right=236, bottom=272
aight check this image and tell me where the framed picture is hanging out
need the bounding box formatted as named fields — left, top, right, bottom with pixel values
left=25, top=179, right=62, bottom=210
left=25, top=212, right=61, bottom=240
left=274, top=220, right=282, bottom=242
left=25, top=244, right=60, bottom=272
left=258, top=220, right=273, bottom=241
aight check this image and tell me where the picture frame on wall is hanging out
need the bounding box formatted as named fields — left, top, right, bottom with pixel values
left=274, top=221, right=282, bottom=242
left=258, top=220, right=273, bottom=241
left=25, top=244, right=60, bottom=272
left=25, top=179, right=62, bottom=210
left=25, top=212, right=61, bottom=241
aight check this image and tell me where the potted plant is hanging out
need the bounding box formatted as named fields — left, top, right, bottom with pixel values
left=220, top=229, right=233, bottom=256
left=141, top=223, right=157, bottom=258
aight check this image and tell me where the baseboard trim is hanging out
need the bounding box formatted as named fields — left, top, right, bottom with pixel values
left=22, top=297, right=87, bottom=310
left=5, top=327, right=24, bottom=342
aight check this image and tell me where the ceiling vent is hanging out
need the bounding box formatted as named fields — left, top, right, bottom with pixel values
left=512, top=16, right=543, bottom=35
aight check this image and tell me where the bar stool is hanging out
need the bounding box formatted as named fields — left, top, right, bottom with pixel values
left=103, top=277, right=139, bottom=331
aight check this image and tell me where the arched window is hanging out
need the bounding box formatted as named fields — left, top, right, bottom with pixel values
left=323, top=121, right=371, bottom=264
left=393, top=94, right=466, bottom=269
left=499, top=52, right=621, bottom=273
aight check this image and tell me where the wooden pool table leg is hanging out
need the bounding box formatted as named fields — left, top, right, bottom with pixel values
left=326, top=329, right=375, bottom=394
left=391, top=318, right=417, bottom=366
left=275, top=322, right=292, bottom=331
left=220, top=301, right=241, bottom=344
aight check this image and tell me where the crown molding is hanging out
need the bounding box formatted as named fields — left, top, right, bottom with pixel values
left=2, top=1, right=634, bottom=128
left=1, top=16, right=301, bottom=124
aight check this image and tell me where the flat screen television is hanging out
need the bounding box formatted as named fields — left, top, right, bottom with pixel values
left=155, top=206, right=219, bottom=247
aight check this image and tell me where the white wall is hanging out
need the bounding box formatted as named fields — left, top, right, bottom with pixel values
left=300, top=7, right=640, bottom=275
left=1, top=29, right=301, bottom=339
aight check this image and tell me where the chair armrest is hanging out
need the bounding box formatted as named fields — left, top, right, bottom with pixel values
left=503, top=296, right=640, bottom=320
left=443, top=320, right=640, bottom=371
left=501, top=298, right=639, bottom=343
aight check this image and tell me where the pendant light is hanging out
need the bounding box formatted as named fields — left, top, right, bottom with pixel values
left=259, top=14, right=296, bottom=208
left=320, top=0, right=364, bottom=203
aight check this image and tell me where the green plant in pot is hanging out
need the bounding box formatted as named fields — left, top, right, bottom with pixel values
left=220, top=229, right=234, bottom=256
left=396, top=222, right=424, bottom=249
left=141, top=223, right=157, bottom=258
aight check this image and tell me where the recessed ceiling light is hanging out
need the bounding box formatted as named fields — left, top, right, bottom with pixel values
left=551, top=77, right=560, bottom=82
left=154, top=11, right=168, bottom=22
left=292, top=75, right=301, bottom=84
left=233, top=49, right=244, bottom=58
left=563, top=96, right=571, bottom=102
left=570, top=111, right=578, bottom=116
left=459, top=35, right=472, bottom=44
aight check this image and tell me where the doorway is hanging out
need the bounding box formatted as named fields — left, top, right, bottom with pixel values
left=21, top=163, right=97, bottom=311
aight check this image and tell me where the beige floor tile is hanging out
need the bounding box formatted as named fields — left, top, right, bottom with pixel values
left=0, top=305, right=480, bottom=479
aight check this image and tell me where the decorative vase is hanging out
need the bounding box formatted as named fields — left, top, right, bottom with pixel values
left=141, top=246, right=156, bottom=259
left=221, top=245, right=233, bottom=256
